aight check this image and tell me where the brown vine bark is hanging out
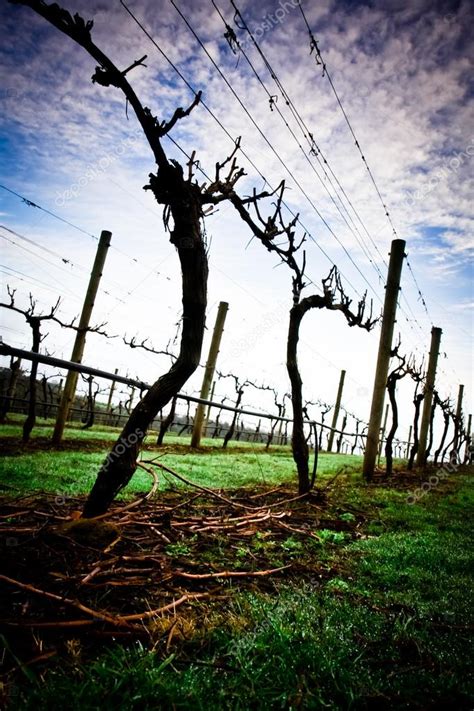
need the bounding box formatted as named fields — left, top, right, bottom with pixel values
left=434, top=408, right=450, bottom=465
left=287, top=283, right=376, bottom=494
left=178, top=400, right=193, bottom=437
left=336, top=414, right=347, bottom=453
left=407, top=389, right=424, bottom=470
left=0, top=357, right=22, bottom=424
left=225, top=173, right=378, bottom=494
left=22, top=321, right=41, bottom=442
left=384, top=354, right=409, bottom=476
left=0, top=289, right=62, bottom=440
left=81, top=375, right=101, bottom=430
left=157, top=395, right=177, bottom=445
left=287, top=303, right=310, bottom=493
left=84, top=225, right=207, bottom=517
left=385, top=376, right=400, bottom=476
left=10, top=1, right=210, bottom=517
left=223, top=387, right=244, bottom=448
left=423, top=392, right=439, bottom=465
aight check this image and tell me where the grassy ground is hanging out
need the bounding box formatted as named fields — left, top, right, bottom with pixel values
left=0, top=420, right=472, bottom=709
left=0, top=419, right=365, bottom=495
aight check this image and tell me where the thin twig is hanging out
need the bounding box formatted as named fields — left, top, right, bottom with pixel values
left=274, top=519, right=321, bottom=541
left=118, top=592, right=210, bottom=621
left=142, top=460, right=258, bottom=510
left=174, top=565, right=291, bottom=580
left=0, top=574, right=130, bottom=627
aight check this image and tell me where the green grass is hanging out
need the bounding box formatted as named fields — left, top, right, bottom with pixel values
left=0, top=420, right=365, bottom=496
left=1, top=420, right=472, bottom=709
left=1, top=415, right=297, bottom=449
left=11, top=474, right=474, bottom=710
left=0, top=416, right=124, bottom=442
left=0, top=448, right=362, bottom=496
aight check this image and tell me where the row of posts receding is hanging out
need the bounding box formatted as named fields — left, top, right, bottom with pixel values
left=24, top=231, right=467, bottom=475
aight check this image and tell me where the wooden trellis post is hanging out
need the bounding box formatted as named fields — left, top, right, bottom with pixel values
left=327, top=369, right=346, bottom=452
left=52, top=230, right=111, bottom=444
left=363, top=239, right=406, bottom=480
left=203, top=380, right=216, bottom=438
left=191, top=301, right=229, bottom=448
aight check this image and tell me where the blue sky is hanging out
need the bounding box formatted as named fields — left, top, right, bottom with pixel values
left=0, top=0, right=472, bottom=441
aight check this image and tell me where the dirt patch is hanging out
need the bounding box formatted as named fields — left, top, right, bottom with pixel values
left=0, top=436, right=286, bottom=457
left=0, top=436, right=114, bottom=456
left=0, top=484, right=362, bottom=676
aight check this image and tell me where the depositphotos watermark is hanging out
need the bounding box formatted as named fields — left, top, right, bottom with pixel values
left=55, top=127, right=142, bottom=207
left=237, top=0, right=302, bottom=52
left=225, top=300, right=287, bottom=361
left=406, top=444, right=473, bottom=504
left=103, top=428, right=144, bottom=471
left=403, top=137, right=474, bottom=208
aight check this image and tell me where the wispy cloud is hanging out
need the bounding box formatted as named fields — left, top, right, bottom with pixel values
left=0, top=0, right=472, bottom=421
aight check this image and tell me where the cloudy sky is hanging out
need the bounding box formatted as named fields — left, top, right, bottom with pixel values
left=0, top=0, right=472, bottom=443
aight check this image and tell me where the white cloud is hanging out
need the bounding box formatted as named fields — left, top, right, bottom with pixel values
left=0, top=0, right=472, bottom=434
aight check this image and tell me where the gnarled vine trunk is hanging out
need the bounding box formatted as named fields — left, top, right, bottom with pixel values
left=423, top=396, right=437, bottom=466
left=10, top=0, right=209, bottom=518
left=157, top=395, right=177, bottom=445
left=84, top=221, right=208, bottom=517
left=23, top=322, right=40, bottom=443
left=0, top=357, right=22, bottom=424
left=434, top=410, right=450, bottom=465
left=287, top=303, right=310, bottom=495
left=223, top=388, right=243, bottom=449
left=385, top=379, right=399, bottom=476
left=407, top=391, right=424, bottom=470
